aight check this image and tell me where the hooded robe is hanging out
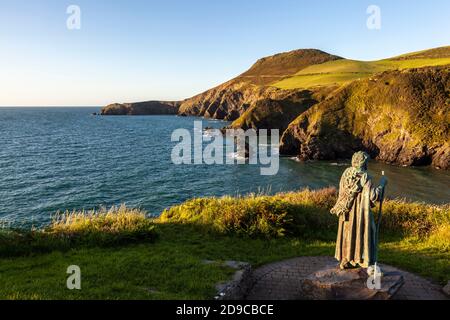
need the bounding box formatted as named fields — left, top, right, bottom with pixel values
left=331, top=167, right=383, bottom=268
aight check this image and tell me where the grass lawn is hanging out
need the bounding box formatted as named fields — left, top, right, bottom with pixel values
left=0, top=223, right=448, bottom=300
left=0, top=224, right=334, bottom=300
left=0, top=189, right=448, bottom=300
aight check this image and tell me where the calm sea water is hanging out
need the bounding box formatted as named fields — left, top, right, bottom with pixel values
left=0, top=107, right=449, bottom=227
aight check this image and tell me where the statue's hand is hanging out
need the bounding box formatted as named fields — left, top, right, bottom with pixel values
left=379, top=176, right=388, bottom=188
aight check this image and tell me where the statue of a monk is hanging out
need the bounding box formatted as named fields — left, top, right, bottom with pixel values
left=331, top=151, right=387, bottom=271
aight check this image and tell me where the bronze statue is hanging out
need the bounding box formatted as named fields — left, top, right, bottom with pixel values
left=331, top=151, right=387, bottom=271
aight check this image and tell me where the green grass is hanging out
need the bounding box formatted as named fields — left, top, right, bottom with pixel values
left=0, top=205, right=157, bottom=257
left=272, top=57, right=450, bottom=89
left=272, top=72, right=371, bottom=89
left=0, top=223, right=448, bottom=299
left=0, top=224, right=336, bottom=300
left=0, top=188, right=448, bottom=299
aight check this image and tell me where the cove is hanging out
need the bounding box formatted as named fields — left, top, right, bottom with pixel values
left=0, top=108, right=448, bottom=227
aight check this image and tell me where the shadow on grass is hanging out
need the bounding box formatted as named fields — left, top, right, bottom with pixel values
left=0, top=227, right=157, bottom=258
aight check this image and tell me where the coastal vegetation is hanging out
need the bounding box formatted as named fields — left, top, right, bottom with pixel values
left=280, top=66, right=450, bottom=168
left=0, top=188, right=448, bottom=299
left=0, top=205, right=156, bottom=257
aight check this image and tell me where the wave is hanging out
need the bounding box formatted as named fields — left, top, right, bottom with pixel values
left=330, top=162, right=349, bottom=166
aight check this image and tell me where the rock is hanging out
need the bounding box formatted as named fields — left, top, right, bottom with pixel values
left=443, top=281, right=450, bottom=296
left=223, top=260, right=249, bottom=270
left=301, top=266, right=404, bottom=300
left=101, top=101, right=180, bottom=115
left=228, top=95, right=316, bottom=134
left=215, top=261, right=253, bottom=300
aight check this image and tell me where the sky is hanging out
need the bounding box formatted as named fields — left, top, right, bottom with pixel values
left=0, top=0, right=449, bottom=106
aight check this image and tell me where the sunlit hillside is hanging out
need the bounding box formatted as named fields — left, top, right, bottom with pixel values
left=272, top=46, right=450, bottom=89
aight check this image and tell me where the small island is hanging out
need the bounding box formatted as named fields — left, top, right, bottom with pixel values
left=101, top=101, right=181, bottom=115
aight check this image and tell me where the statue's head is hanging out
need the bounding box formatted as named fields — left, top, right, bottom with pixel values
left=351, top=151, right=370, bottom=171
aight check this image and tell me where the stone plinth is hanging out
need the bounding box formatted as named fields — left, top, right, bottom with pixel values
left=301, top=265, right=404, bottom=300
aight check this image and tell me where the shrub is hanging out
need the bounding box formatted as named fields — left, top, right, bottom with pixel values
left=159, top=187, right=449, bottom=241
left=47, top=205, right=156, bottom=243
left=426, top=224, right=450, bottom=251
left=160, top=196, right=291, bottom=237
left=159, top=188, right=339, bottom=238
left=381, top=200, right=450, bottom=237
left=0, top=205, right=157, bottom=257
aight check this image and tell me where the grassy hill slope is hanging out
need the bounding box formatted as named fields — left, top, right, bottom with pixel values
left=178, top=49, right=341, bottom=119
left=272, top=46, right=450, bottom=89
left=236, top=49, right=342, bottom=85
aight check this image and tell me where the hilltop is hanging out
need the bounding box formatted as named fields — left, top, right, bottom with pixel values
left=101, top=46, right=450, bottom=168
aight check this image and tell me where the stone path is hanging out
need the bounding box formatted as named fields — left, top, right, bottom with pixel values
left=245, top=256, right=448, bottom=300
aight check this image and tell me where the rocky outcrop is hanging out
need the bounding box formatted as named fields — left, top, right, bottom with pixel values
left=101, top=101, right=180, bottom=115
left=178, top=82, right=324, bottom=122
left=229, top=92, right=314, bottom=133
left=178, top=49, right=342, bottom=120
left=178, top=81, right=286, bottom=120
left=280, top=66, right=450, bottom=169
left=443, top=281, right=450, bottom=296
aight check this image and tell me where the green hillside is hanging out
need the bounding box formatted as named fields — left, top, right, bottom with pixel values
left=236, top=49, right=342, bottom=85
left=272, top=46, right=450, bottom=89
left=279, top=66, right=450, bottom=169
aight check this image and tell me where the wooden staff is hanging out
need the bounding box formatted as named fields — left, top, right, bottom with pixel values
left=375, top=171, right=385, bottom=263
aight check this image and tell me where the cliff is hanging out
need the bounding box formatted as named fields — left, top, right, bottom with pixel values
left=178, top=49, right=341, bottom=120
left=101, top=46, right=450, bottom=168
left=280, top=66, right=450, bottom=169
left=101, top=101, right=180, bottom=115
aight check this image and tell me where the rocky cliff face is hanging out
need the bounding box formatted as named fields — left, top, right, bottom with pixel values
left=178, top=81, right=285, bottom=120
left=280, top=66, right=450, bottom=169
left=101, top=101, right=180, bottom=115
left=228, top=87, right=337, bottom=133
left=178, top=49, right=341, bottom=120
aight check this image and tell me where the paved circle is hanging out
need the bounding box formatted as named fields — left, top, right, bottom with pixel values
left=245, top=256, right=448, bottom=300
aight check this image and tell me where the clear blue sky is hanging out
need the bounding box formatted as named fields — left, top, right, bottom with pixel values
left=0, top=0, right=449, bottom=106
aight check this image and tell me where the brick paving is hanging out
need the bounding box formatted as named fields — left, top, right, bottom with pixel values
left=245, top=256, right=448, bottom=300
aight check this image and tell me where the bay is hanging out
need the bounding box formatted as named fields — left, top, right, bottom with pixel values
left=0, top=107, right=448, bottom=227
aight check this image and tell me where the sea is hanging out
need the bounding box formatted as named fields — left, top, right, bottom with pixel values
left=0, top=107, right=448, bottom=227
